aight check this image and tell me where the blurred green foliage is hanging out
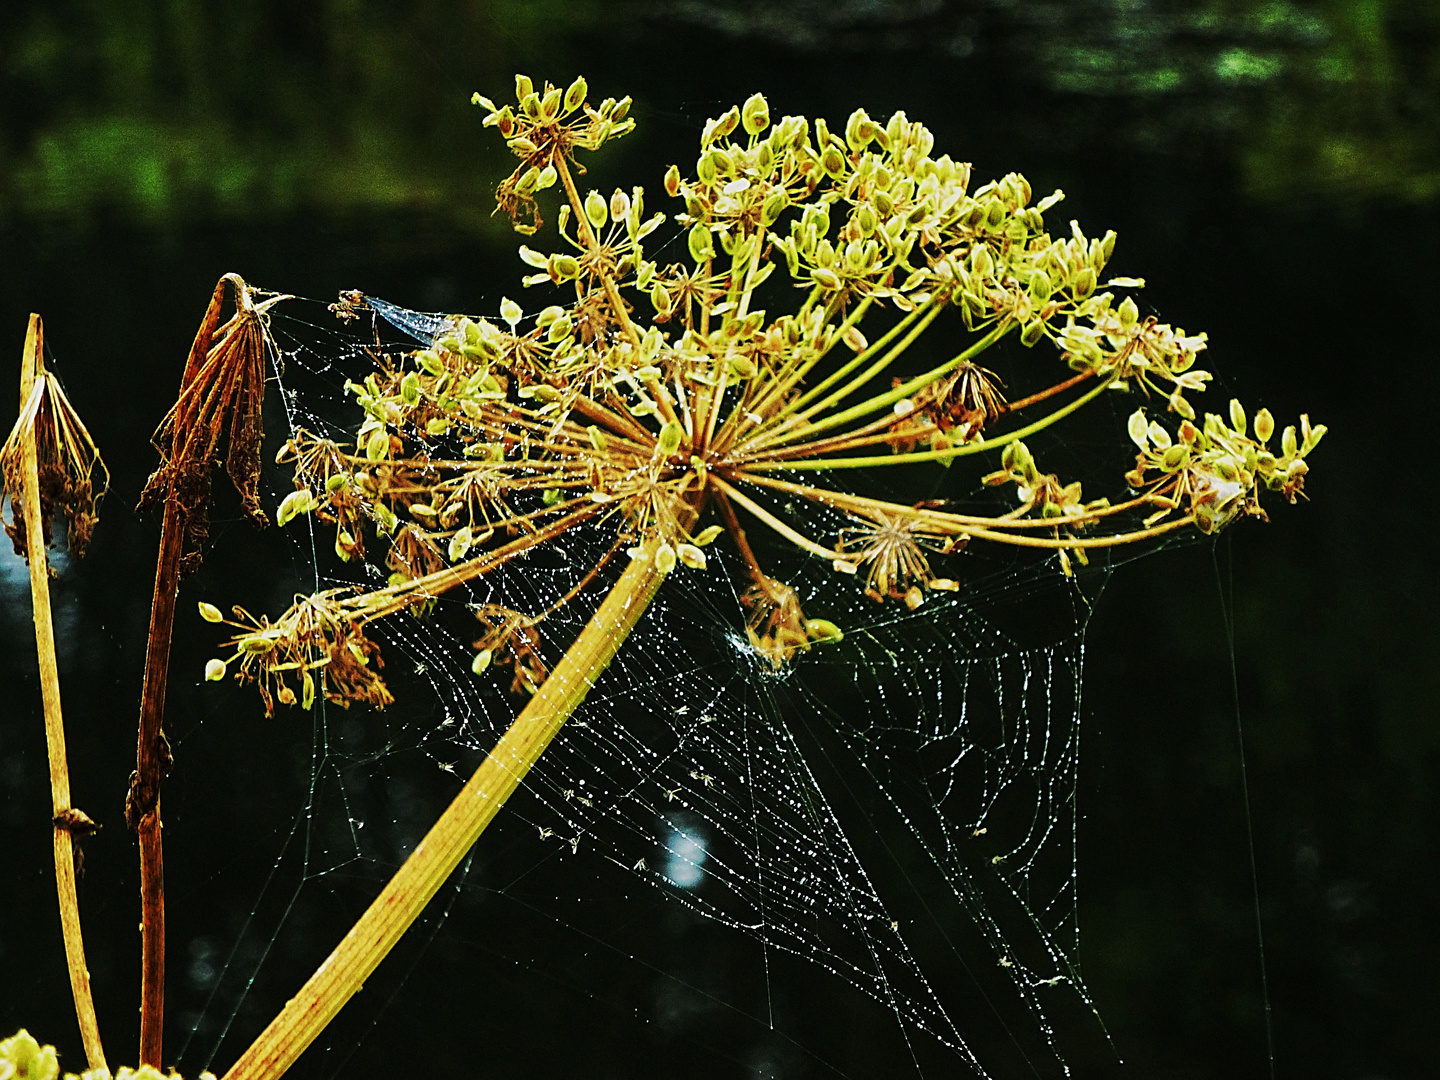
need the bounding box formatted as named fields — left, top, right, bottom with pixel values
left=2, top=0, right=1435, bottom=227
left=662, top=0, right=1440, bottom=204
left=0, top=0, right=613, bottom=230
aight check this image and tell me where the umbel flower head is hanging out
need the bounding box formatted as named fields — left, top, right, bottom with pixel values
left=208, top=76, right=1323, bottom=713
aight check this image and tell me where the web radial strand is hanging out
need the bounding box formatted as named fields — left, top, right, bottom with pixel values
left=180, top=302, right=1101, bottom=1078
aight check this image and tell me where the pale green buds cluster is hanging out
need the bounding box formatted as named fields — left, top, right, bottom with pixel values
left=1126, top=401, right=1326, bottom=531
left=1, top=1030, right=206, bottom=1080
left=982, top=441, right=1100, bottom=521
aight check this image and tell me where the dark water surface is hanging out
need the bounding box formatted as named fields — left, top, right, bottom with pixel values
left=3, top=4, right=1437, bottom=1079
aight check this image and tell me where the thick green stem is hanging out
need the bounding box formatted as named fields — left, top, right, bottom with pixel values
left=223, top=534, right=680, bottom=1080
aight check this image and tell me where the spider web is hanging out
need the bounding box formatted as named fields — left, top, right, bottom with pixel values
left=169, top=297, right=1122, bottom=1079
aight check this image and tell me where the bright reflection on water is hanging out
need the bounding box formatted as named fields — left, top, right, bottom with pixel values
left=661, top=821, right=709, bottom=889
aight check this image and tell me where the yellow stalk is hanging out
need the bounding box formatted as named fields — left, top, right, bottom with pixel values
left=764, top=296, right=925, bottom=421
left=13, top=315, right=108, bottom=1075
left=760, top=318, right=1012, bottom=450
left=739, top=472, right=1171, bottom=531
left=710, top=474, right=838, bottom=560
left=222, top=532, right=685, bottom=1080
left=750, top=369, right=1118, bottom=470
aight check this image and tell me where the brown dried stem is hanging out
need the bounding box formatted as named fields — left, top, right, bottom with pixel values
left=129, top=274, right=285, bottom=1066
left=10, top=315, right=108, bottom=1074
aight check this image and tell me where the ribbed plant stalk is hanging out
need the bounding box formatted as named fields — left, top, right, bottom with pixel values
left=132, top=273, right=274, bottom=1066
left=223, top=529, right=686, bottom=1080
left=15, top=314, right=108, bottom=1074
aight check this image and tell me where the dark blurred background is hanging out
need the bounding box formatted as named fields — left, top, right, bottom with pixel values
left=1, top=2, right=1437, bottom=1078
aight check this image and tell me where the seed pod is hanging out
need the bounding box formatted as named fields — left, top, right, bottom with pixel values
left=449, top=526, right=474, bottom=562
left=553, top=254, right=580, bottom=280
left=741, top=93, right=770, bottom=135
left=688, top=223, right=715, bottom=262
left=471, top=648, right=493, bottom=675
left=400, top=371, right=421, bottom=406
left=821, top=146, right=846, bottom=179
left=812, top=267, right=842, bottom=290
left=658, top=421, right=684, bottom=457
left=277, top=488, right=318, bottom=526
left=1072, top=267, right=1097, bottom=298
left=1281, top=425, right=1298, bottom=459
left=198, top=601, right=224, bottom=624
left=655, top=542, right=677, bottom=575
left=205, top=659, right=227, bottom=682
left=500, top=296, right=523, bottom=328
left=1118, top=296, right=1139, bottom=330
left=540, top=87, right=562, bottom=120
left=301, top=672, right=316, bottom=710
left=426, top=417, right=451, bottom=436
left=677, top=543, right=707, bottom=569
left=1021, top=320, right=1045, bottom=347
left=585, top=189, right=608, bottom=230
left=1228, top=398, right=1247, bottom=436
left=563, top=75, right=587, bottom=114
left=515, top=74, right=533, bottom=102
left=535, top=164, right=557, bottom=190
left=1254, top=408, right=1275, bottom=444
left=805, top=619, right=844, bottom=643
left=761, top=190, right=788, bottom=226
left=971, top=245, right=994, bottom=280
left=664, top=164, right=681, bottom=197
left=693, top=524, right=725, bottom=546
